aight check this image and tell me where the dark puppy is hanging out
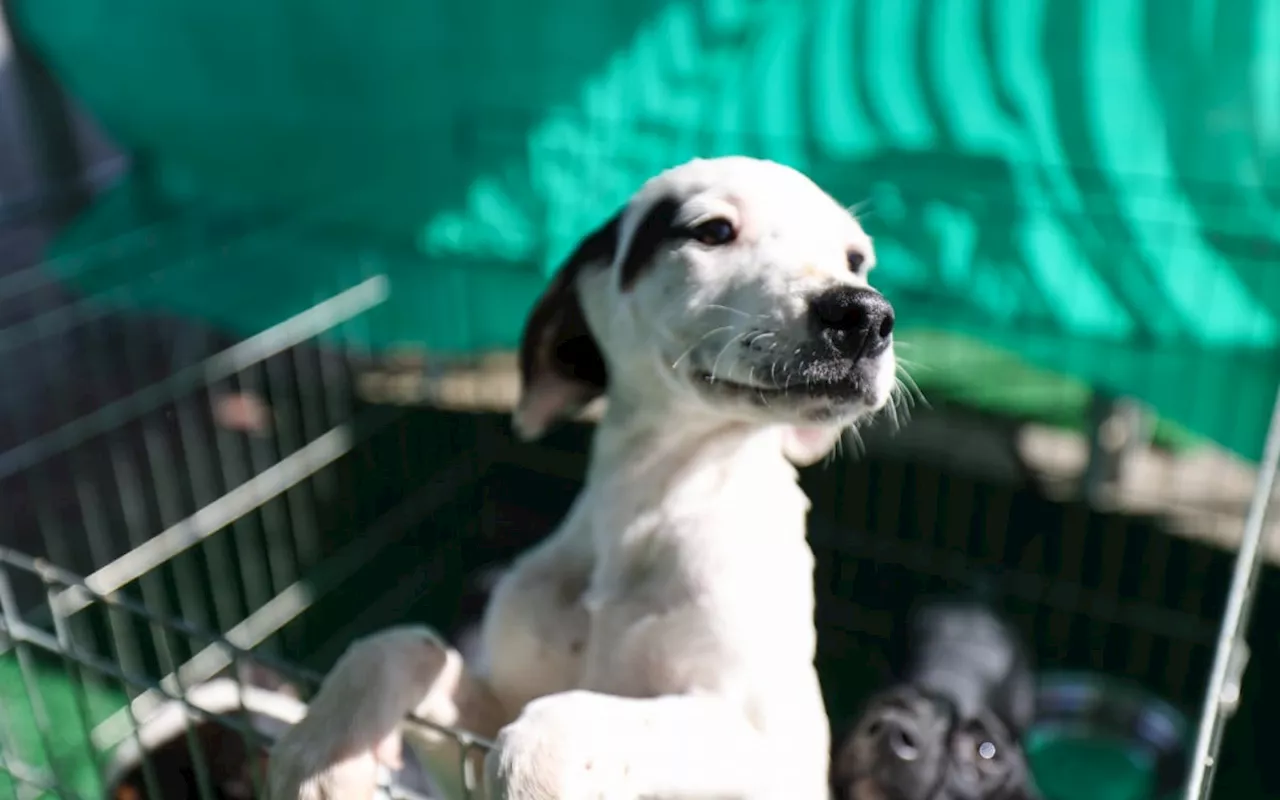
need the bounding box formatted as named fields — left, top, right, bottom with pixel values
left=831, top=601, right=1040, bottom=800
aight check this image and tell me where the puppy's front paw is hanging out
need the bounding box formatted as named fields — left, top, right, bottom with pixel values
left=484, top=692, right=627, bottom=800
left=267, top=626, right=453, bottom=799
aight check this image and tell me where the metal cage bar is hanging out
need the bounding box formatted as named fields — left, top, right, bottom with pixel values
left=0, top=546, right=493, bottom=799
left=1186, top=380, right=1280, bottom=800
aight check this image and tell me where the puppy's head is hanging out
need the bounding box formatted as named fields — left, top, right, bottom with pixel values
left=514, top=156, right=897, bottom=464
left=832, top=687, right=1037, bottom=800
left=907, top=602, right=1037, bottom=738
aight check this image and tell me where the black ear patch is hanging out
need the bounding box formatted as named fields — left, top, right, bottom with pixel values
left=618, top=196, right=682, bottom=291
left=518, top=212, right=619, bottom=393
left=514, top=193, right=692, bottom=439
left=513, top=209, right=624, bottom=440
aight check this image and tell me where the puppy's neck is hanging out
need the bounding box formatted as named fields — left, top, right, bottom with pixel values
left=576, top=394, right=818, bottom=663
left=581, top=396, right=807, bottom=546
left=588, top=397, right=788, bottom=483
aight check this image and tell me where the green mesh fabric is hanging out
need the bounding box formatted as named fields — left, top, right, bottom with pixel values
left=13, top=0, right=1280, bottom=461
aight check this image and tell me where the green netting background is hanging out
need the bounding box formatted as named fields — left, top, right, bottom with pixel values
left=11, top=0, right=1280, bottom=461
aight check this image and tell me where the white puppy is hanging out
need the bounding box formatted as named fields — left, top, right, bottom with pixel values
left=267, top=156, right=898, bottom=800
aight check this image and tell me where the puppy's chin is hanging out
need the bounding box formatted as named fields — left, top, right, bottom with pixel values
left=834, top=770, right=926, bottom=800
left=799, top=395, right=884, bottom=425
left=693, top=386, right=873, bottom=428
left=689, top=355, right=893, bottom=419
left=772, top=361, right=897, bottom=427
left=846, top=777, right=890, bottom=800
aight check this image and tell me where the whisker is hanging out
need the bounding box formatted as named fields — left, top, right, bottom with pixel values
left=893, top=383, right=910, bottom=430
left=892, top=375, right=915, bottom=410
left=893, top=355, right=930, bottom=372
left=709, top=331, right=751, bottom=381
left=704, top=303, right=763, bottom=320
left=846, top=197, right=875, bottom=218
left=825, top=430, right=844, bottom=467
left=892, top=380, right=915, bottom=431
left=743, top=330, right=778, bottom=350
left=895, top=364, right=930, bottom=410
left=671, top=325, right=735, bottom=370
left=841, top=426, right=866, bottom=460
left=905, top=385, right=921, bottom=416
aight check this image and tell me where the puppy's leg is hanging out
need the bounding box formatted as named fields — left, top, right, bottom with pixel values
left=484, top=690, right=782, bottom=800
left=266, top=626, right=507, bottom=800
left=401, top=650, right=510, bottom=800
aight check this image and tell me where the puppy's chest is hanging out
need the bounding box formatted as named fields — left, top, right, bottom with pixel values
left=578, top=520, right=818, bottom=698
left=482, top=478, right=814, bottom=712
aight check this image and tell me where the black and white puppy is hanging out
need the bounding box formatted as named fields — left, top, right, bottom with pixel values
left=831, top=601, right=1041, bottom=800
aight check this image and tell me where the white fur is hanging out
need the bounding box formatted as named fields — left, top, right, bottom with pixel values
left=267, top=156, right=897, bottom=800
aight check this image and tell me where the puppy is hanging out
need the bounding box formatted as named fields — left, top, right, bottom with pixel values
left=268, top=156, right=898, bottom=800
left=831, top=601, right=1040, bottom=800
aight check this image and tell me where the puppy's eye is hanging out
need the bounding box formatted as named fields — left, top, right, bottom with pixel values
left=847, top=251, right=867, bottom=273
left=690, top=218, right=736, bottom=246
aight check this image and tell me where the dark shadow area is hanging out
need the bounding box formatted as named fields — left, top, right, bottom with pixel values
left=43, top=395, right=1244, bottom=795
left=267, top=400, right=1277, bottom=798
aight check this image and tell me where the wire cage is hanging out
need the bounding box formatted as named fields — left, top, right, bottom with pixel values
left=2, top=2, right=1280, bottom=800
left=0, top=263, right=510, bottom=799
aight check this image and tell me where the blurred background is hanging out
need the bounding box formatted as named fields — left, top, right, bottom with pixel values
left=0, top=1, right=1277, bottom=798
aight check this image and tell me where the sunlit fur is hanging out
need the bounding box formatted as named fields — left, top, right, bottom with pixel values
left=267, top=157, right=904, bottom=800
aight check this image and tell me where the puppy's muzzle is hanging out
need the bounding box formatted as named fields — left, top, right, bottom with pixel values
left=810, top=287, right=895, bottom=360
left=866, top=716, right=922, bottom=763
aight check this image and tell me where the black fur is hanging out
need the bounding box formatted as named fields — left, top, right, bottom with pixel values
left=831, top=600, right=1042, bottom=800
left=617, top=196, right=682, bottom=290
left=517, top=193, right=692, bottom=434
left=517, top=210, right=620, bottom=417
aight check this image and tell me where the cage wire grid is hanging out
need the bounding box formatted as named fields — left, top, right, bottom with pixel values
left=0, top=130, right=1271, bottom=800
left=0, top=546, right=495, bottom=800
left=0, top=243, right=1271, bottom=800
left=0, top=250, right=509, bottom=799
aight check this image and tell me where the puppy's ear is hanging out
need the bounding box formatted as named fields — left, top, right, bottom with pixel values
left=782, top=425, right=845, bottom=467
left=991, top=646, right=1037, bottom=737
left=513, top=212, right=621, bottom=441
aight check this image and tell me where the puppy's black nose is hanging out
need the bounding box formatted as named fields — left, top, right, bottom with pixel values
left=810, top=286, right=895, bottom=358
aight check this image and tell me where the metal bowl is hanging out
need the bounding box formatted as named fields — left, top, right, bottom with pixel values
left=1025, top=671, right=1191, bottom=800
